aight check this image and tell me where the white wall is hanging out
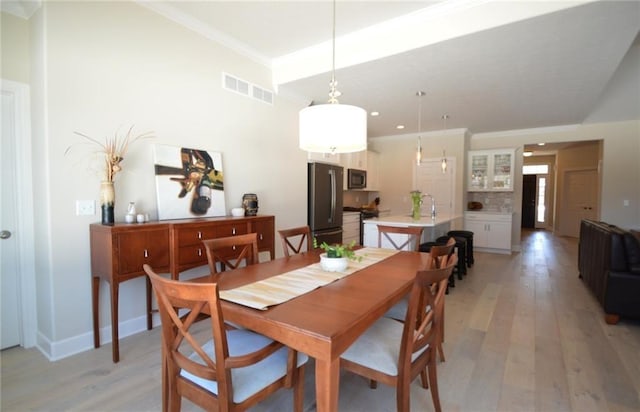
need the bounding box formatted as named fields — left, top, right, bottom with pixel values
left=370, top=129, right=467, bottom=229
left=30, top=2, right=308, bottom=359
left=1, top=12, right=30, bottom=82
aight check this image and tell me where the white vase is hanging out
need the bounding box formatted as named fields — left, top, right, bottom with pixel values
left=320, top=253, right=348, bottom=272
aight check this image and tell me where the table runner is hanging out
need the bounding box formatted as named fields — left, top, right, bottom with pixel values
left=219, top=247, right=399, bottom=310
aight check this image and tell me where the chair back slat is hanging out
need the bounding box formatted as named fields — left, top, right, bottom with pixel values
left=429, top=237, right=456, bottom=268
left=377, top=225, right=424, bottom=251
left=278, top=226, right=312, bottom=257
left=202, top=233, right=259, bottom=276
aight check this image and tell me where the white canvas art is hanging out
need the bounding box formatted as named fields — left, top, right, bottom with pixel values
left=153, top=144, right=226, bottom=220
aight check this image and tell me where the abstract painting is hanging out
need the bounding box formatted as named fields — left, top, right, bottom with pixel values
left=153, top=144, right=225, bottom=220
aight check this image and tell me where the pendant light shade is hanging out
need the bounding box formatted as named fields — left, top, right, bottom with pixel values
left=299, top=103, right=367, bottom=153
left=298, top=0, right=367, bottom=154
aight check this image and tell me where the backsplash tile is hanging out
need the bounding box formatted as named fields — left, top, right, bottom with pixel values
left=468, top=192, right=513, bottom=212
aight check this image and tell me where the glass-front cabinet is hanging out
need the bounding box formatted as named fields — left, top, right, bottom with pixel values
left=468, top=149, right=515, bottom=191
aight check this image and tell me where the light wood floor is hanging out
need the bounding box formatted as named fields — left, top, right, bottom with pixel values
left=2, top=230, right=640, bottom=411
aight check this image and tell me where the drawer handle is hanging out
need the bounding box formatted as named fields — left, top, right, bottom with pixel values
left=232, top=245, right=236, bottom=250
left=259, top=233, right=263, bottom=240
left=198, top=248, right=202, bottom=257
left=144, top=249, right=148, bottom=258
left=198, top=231, right=202, bottom=239
left=232, top=228, right=236, bottom=235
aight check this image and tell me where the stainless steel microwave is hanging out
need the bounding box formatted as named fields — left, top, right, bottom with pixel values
left=347, top=168, right=367, bottom=189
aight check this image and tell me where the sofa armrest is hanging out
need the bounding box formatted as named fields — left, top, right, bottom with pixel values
left=604, top=271, right=640, bottom=318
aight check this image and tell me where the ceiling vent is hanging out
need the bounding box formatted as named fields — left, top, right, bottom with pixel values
left=223, top=72, right=273, bottom=106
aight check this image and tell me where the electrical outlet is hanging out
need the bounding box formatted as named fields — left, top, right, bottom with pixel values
left=76, top=200, right=95, bottom=216
left=355, top=196, right=360, bottom=203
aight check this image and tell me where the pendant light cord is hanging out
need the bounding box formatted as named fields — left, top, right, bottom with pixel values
left=328, top=0, right=340, bottom=104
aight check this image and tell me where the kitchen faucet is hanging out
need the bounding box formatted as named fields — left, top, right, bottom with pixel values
left=424, top=194, right=436, bottom=219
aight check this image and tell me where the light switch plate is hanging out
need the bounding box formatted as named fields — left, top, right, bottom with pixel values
left=76, top=200, right=95, bottom=216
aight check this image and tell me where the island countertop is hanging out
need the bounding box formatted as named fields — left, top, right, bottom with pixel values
left=363, top=213, right=460, bottom=227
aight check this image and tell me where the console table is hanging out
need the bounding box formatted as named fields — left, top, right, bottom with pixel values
left=90, top=215, right=275, bottom=362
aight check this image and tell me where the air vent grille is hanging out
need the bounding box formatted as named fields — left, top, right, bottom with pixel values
left=223, top=72, right=273, bottom=105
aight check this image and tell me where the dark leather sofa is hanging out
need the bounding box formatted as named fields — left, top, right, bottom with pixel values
left=578, top=219, right=640, bottom=324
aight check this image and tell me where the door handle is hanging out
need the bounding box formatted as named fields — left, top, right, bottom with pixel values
left=0, top=230, right=11, bottom=239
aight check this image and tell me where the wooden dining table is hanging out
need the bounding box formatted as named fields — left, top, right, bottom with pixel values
left=192, top=248, right=431, bottom=411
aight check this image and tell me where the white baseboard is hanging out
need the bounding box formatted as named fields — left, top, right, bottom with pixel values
left=35, top=313, right=162, bottom=362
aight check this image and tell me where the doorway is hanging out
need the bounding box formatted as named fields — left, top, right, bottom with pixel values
left=522, top=175, right=536, bottom=228
left=414, top=157, right=456, bottom=217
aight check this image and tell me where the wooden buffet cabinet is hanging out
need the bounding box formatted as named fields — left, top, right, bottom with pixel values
left=90, top=215, right=275, bottom=362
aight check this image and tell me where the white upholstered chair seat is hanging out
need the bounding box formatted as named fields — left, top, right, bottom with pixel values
left=384, top=298, right=432, bottom=322
left=341, top=317, right=428, bottom=376
left=182, top=329, right=309, bottom=404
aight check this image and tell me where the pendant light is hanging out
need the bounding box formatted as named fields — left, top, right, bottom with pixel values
left=441, top=114, right=449, bottom=173
left=415, top=91, right=425, bottom=166
left=299, top=0, right=367, bottom=154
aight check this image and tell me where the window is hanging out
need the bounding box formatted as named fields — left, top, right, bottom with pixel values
left=537, top=177, right=546, bottom=223
left=523, top=164, right=549, bottom=175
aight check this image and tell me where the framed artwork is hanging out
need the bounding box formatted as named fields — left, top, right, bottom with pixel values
left=153, top=144, right=226, bottom=220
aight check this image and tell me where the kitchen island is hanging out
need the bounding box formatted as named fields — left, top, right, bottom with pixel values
left=363, top=213, right=459, bottom=250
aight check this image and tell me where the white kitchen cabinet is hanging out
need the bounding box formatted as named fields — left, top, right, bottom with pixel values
left=342, top=150, right=381, bottom=191
left=342, top=151, right=367, bottom=171
left=366, top=151, right=380, bottom=191
left=468, top=149, right=515, bottom=191
left=308, top=151, right=341, bottom=165
left=464, top=212, right=512, bottom=253
left=343, top=212, right=360, bottom=245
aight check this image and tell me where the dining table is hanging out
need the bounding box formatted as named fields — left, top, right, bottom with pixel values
left=191, top=247, right=431, bottom=411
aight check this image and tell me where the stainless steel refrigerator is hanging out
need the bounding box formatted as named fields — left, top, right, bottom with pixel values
left=308, top=162, right=343, bottom=245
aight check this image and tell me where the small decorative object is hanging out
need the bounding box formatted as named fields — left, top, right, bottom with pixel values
left=314, top=238, right=362, bottom=272
left=125, top=202, right=137, bottom=223
left=100, top=181, right=115, bottom=225
left=242, top=193, right=258, bottom=216
left=410, top=190, right=424, bottom=220
left=136, top=214, right=145, bottom=223
left=231, top=207, right=245, bottom=217
left=67, top=126, right=154, bottom=225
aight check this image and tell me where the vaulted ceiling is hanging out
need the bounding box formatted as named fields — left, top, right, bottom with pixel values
left=4, top=0, right=639, bottom=138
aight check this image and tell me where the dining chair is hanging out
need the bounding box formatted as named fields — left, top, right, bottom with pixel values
left=384, top=237, right=455, bottom=363
left=202, top=233, right=259, bottom=276
left=278, top=225, right=312, bottom=257
left=340, top=254, right=457, bottom=412
left=143, top=264, right=308, bottom=412
left=377, top=225, right=424, bottom=251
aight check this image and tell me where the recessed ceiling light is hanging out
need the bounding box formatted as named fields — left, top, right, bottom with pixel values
left=396, top=125, right=405, bottom=130
left=538, top=142, right=546, bottom=146
left=523, top=151, right=533, bottom=157
left=370, top=111, right=379, bottom=117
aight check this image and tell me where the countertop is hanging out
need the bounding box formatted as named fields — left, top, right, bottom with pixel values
left=363, top=213, right=459, bottom=227
left=465, top=210, right=514, bottom=215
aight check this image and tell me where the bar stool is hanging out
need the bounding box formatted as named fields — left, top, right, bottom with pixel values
left=448, top=230, right=474, bottom=268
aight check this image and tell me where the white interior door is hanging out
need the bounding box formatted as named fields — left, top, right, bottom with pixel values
left=564, top=169, right=599, bottom=237
left=1, top=80, right=36, bottom=350
left=414, top=158, right=456, bottom=217
left=1, top=88, right=22, bottom=349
